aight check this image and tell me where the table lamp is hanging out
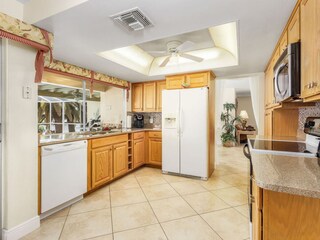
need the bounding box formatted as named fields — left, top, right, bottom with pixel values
left=239, top=110, right=249, bottom=129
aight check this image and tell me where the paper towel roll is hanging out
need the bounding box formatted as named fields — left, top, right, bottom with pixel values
left=126, top=116, right=132, bottom=129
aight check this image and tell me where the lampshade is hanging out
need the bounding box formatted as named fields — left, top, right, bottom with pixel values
left=239, top=110, right=249, bottom=119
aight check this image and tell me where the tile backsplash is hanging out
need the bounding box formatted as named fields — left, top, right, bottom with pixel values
left=127, top=112, right=162, bottom=128
left=298, top=102, right=320, bottom=130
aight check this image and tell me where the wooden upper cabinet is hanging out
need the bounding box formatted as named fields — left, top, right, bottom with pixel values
left=91, top=146, right=113, bottom=188
left=156, top=81, right=166, bottom=112
left=279, top=32, right=288, bottom=54
left=143, top=82, right=156, bottom=112
left=133, top=138, right=145, bottom=168
left=186, top=72, right=210, bottom=88
left=166, top=75, right=185, bottom=89
left=264, top=109, right=273, bottom=137
left=113, top=142, right=128, bottom=178
left=132, top=83, right=143, bottom=112
left=301, top=0, right=320, bottom=100
left=288, top=6, right=300, bottom=44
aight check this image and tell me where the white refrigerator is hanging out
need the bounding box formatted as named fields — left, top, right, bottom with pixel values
left=162, top=87, right=209, bottom=179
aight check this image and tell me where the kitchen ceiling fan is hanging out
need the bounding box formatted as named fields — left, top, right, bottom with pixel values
left=148, top=40, right=204, bottom=67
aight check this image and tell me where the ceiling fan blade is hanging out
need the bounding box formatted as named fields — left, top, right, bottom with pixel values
left=176, top=41, right=195, bottom=52
left=180, top=53, right=204, bottom=62
left=148, top=50, right=167, bottom=54
left=159, top=56, right=171, bottom=67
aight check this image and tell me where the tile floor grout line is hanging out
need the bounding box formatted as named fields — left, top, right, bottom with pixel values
left=109, top=185, right=115, bottom=240
left=135, top=170, right=170, bottom=240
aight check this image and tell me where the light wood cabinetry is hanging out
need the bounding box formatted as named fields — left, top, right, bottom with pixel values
left=166, top=75, right=185, bottom=89
left=253, top=181, right=320, bottom=240
left=156, top=81, right=166, bottom=112
left=143, top=82, right=156, bottom=112
left=133, top=132, right=145, bottom=168
left=89, top=134, right=128, bottom=190
left=264, top=109, right=273, bottom=137
left=113, top=142, right=128, bottom=178
left=132, top=80, right=166, bottom=112
left=279, top=32, right=288, bottom=54
left=300, top=0, right=320, bottom=101
left=91, top=146, right=113, bottom=189
left=166, top=71, right=215, bottom=90
left=288, top=6, right=300, bottom=44
left=132, top=83, right=143, bottom=112
left=147, top=132, right=162, bottom=166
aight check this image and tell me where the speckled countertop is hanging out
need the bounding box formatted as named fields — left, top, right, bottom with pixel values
left=249, top=136, right=320, bottom=199
left=39, top=128, right=161, bottom=146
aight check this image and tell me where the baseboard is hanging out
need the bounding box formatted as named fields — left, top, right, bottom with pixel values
left=2, top=216, right=40, bottom=240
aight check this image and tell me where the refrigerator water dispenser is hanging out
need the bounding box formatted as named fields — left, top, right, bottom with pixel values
left=164, top=113, right=177, bottom=129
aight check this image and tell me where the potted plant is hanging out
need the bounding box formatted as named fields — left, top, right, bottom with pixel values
left=220, top=103, right=240, bottom=147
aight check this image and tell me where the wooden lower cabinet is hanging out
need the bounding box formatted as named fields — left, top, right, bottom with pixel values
left=252, top=180, right=320, bottom=240
left=113, top=142, right=128, bottom=178
left=148, top=138, right=162, bottom=166
left=133, top=137, right=145, bottom=168
left=91, top=146, right=113, bottom=188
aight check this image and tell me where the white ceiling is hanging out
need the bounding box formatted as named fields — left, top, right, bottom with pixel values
left=34, top=0, right=296, bottom=82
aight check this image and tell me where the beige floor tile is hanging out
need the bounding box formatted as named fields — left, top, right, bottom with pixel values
left=161, top=215, right=221, bottom=240
left=235, top=184, right=249, bottom=194
left=110, top=188, right=147, bottom=207
left=88, top=234, right=113, bottom=240
left=134, top=167, right=162, bottom=177
left=136, top=175, right=167, bottom=187
left=60, top=209, right=112, bottom=240
left=142, top=183, right=178, bottom=201
left=69, top=192, right=110, bottom=215
left=218, top=174, right=249, bottom=186
left=22, top=217, right=65, bottom=240
left=112, top=202, right=158, bottom=232
left=47, top=206, right=70, bottom=219
left=110, top=175, right=140, bottom=191
left=94, top=185, right=110, bottom=196
left=162, top=174, right=193, bottom=183
left=183, top=192, right=230, bottom=214
left=114, top=224, right=167, bottom=240
left=149, top=196, right=196, bottom=222
left=200, top=177, right=231, bottom=190
left=212, top=187, right=248, bottom=206
left=234, top=204, right=249, bottom=218
left=201, top=208, right=249, bottom=240
left=170, top=181, right=207, bottom=195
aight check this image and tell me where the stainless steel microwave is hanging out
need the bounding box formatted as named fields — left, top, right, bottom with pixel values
left=274, top=42, right=300, bottom=103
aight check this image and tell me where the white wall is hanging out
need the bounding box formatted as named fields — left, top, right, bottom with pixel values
left=0, top=0, right=24, bottom=20
left=100, top=87, right=124, bottom=125
left=236, top=96, right=257, bottom=130
left=2, top=40, right=39, bottom=235
left=87, top=101, right=100, bottom=121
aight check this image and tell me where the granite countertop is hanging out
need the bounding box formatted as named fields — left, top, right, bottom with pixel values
left=39, top=128, right=161, bottom=146
left=249, top=136, right=320, bottom=199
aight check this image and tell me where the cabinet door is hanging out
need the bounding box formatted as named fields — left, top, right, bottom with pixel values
left=166, top=75, right=185, bottom=89
left=265, top=65, right=274, bottom=108
left=252, top=179, right=263, bottom=240
left=92, top=146, right=113, bottom=188
left=186, top=72, right=209, bottom=88
left=279, top=32, right=288, bottom=54
left=148, top=138, right=162, bottom=166
left=132, top=83, right=143, bottom=112
left=264, top=110, right=273, bottom=137
left=288, top=6, right=300, bottom=44
left=143, top=82, right=156, bottom=112
left=301, top=0, right=320, bottom=99
left=133, top=138, right=145, bottom=168
left=113, top=142, right=128, bottom=178
left=156, top=80, right=166, bottom=112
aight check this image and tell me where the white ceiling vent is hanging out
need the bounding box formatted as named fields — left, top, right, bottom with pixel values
left=110, top=7, right=153, bottom=31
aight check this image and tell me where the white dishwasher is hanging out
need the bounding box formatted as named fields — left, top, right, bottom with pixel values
left=41, top=140, right=87, bottom=215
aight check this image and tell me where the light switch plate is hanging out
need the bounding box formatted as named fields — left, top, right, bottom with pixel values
left=23, top=86, right=32, bottom=99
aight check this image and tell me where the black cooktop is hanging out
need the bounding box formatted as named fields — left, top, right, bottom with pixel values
left=249, top=139, right=311, bottom=153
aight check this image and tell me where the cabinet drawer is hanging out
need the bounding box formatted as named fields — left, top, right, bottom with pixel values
left=133, top=132, right=145, bottom=140
left=92, top=134, right=128, bottom=149
left=148, top=131, right=162, bottom=138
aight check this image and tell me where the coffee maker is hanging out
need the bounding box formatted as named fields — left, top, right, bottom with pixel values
left=133, top=114, right=144, bottom=128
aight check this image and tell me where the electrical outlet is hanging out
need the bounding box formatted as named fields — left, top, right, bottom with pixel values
left=23, top=86, right=32, bottom=99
